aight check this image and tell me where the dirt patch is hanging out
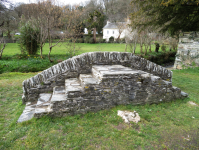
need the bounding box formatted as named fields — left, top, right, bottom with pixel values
left=1, top=98, right=6, bottom=102
left=131, top=123, right=140, bottom=132
left=20, top=136, right=27, bottom=140
left=113, top=123, right=129, bottom=130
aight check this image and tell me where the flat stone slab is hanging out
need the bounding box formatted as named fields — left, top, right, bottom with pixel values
left=51, top=94, right=67, bottom=102
left=65, top=78, right=80, bottom=86
left=79, top=74, right=99, bottom=85
left=37, top=93, right=52, bottom=106
left=65, top=85, right=83, bottom=93
left=17, top=101, right=37, bottom=123
left=53, top=86, right=65, bottom=94
left=35, top=105, right=52, bottom=114
left=92, top=65, right=139, bottom=78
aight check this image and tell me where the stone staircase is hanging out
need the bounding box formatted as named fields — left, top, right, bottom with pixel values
left=17, top=65, right=188, bottom=123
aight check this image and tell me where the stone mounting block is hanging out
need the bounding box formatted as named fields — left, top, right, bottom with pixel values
left=18, top=52, right=188, bottom=123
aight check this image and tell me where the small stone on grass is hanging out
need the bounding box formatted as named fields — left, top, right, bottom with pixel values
left=117, top=110, right=140, bottom=124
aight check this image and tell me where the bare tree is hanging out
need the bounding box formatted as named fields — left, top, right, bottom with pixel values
left=62, top=5, right=84, bottom=57
left=30, top=16, right=48, bottom=58
left=101, top=0, right=132, bottom=22
left=116, top=22, right=126, bottom=41
left=125, top=30, right=138, bottom=53
left=138, top=31, right=145, bottom=54
left=0, top=37, right=6, bottom=59
left=40, top=0, right=63, bottom=62
left=143, top=34, right=149, bottom=55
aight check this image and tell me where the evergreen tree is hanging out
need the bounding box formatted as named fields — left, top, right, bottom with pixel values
left=130, top=0, right=199, bottom=36
left=87, top=10, right=105, bottom=43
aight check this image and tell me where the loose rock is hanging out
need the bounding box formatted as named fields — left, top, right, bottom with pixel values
left=117, top=110, right=140, bottom=124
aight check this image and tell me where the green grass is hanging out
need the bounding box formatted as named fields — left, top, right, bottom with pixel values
left=0, top=68, right=199, bottom=149
left=2, top=43, right=157, bottom=56
left=1, top=43, right=175, bottom=74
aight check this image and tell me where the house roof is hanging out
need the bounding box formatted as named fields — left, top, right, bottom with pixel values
left=103, top=22, right=127, bottom=29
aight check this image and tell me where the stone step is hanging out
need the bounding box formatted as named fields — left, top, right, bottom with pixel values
left=17, top=101, right=37, bottom=123
left=92, top=65, right=138, bottom=81
left=65, top=78, right=84, bottom=98
left=34, top=93, right=53, bottom=118
left=53, top=86, right=65, bottom=94
left=79, top=74, right=100, bottom=87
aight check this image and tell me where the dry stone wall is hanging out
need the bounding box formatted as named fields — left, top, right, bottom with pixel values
left=174, top=33, right=199, bottom=69
left=40, top=65, right=182, bottom=118
left=22, top=52, right=173, bottom=104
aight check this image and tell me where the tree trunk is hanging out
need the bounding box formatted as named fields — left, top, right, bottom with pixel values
left=0, top=43, right=6, bottom=59
left=1, top=31, right=3, bottom=37
left=117, top=33, right=121, bottom=41
left=48, top=46, right=53, bottom=62
left=93, top=28, right=96, bottom=43
left=133, top=43, right=136, bottom=54
left=149, top=44, right=152, bottom=52
left=144, top=45, right=148, bottom=56
left=7, top=21, right=11, bottom=39
left=140, top=45, right=143, bottom=53
left=125, top=44, right=127, bottom=52
left=47, top=18, right=53, bottom=62
left=73, top=41, right=76, bottom=57
left=40, top=44, right=43, bottom=59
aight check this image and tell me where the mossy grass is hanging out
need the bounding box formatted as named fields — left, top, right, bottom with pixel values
left=0, top=67, right=199, bottom=149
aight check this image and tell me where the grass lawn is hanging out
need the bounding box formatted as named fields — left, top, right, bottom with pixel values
left=2, top=43, right=158, bottom=56
left=1, top=43, right=175, bottom=74
left=0, top=68, right=199, bottom=149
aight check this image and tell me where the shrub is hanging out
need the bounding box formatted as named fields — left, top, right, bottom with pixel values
left=18, top=21, right=39, bottom=55
left=109, top=36, right=114, bottom=42
left=120, top=38, right=125, bottom=43
left=78, top=38, right=84, bottom=43
left=89, top=37, right=95, bottom=44
left=142, top=50, right=177, bottom=65
left=161, top=44, right=167, bottom=52
left=88, top=30, right=92, bottom=37
left=84, top=37, right=90, bottom=43
left=97, top=38, right=105, bottom=43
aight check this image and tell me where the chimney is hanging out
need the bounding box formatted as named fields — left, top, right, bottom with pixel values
left=107, top=20, right=110, bottom=25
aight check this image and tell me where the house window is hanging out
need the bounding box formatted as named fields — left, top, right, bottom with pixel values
left=113, top=31, right=114, bottom=34
left=107, top=30, right=109, bottom=34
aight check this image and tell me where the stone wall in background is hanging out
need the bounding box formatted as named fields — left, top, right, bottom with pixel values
left=174, top=32, right=199, bottom=69
left=22, top=52, right=173, bottom=104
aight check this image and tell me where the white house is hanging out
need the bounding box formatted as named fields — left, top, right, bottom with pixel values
left=103, top=20, right=131, bottom=41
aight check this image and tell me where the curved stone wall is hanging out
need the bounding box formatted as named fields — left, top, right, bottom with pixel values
left=22, top=52, right=173, bottom=103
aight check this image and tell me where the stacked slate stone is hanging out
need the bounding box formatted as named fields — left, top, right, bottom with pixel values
left=18, top=52, right=188, bottom=123
left=174, top=32, right=199, bottom=69
left=22, top=52, right=173, bottom=104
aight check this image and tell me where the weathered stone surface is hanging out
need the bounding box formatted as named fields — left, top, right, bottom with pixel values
left=51, top=94, right=67, bottom=102
left=37, top=93, right=52, bottom=106
left=53, top=86, right=65, bottom=94
left=188, top=101, right=198, bottom=106
left=174, top=33, right=199, bottom=69
left=117, top=110, right=140, bottom=124
left=17, top=102, right=36, bottom=123
left=21, top=52, right=173, bottom=103
left=18, top=52, right=188, bottom=123
left=181, top=91, right=189, bottom=98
